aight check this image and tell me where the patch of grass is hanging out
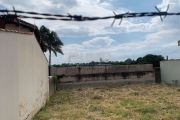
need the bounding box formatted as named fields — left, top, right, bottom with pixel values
left=135, top=105, right=158, bottom=115
left=89, top=104, right=102, bottom=112
left=33, top=84, right=180, bottom=120
left=139, top=113, right=155, bottom=120
left=120, top=98, right=137, bottom=106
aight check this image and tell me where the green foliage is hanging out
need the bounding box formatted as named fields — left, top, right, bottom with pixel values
left=117, top=61, right=128, bottom=65
left=136, top=54, right=164, bottom=67
left=52, top=54, right=164, bottom=67
left=52, top=64, right=62, bottom=67
left=53, top=75, right=58, bottom=84
left=39, top=25, right=64, bottom=71
left=57, top=75, right=65, bottom=79
left=124, top=58, right=133, bottom=64
left=39, top=25, right=64, bottom=56
left=53, top=75, right=58, bottom=91
left=52, top=75, right=65, bottom=91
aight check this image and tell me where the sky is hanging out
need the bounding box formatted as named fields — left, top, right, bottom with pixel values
left=0, top=0, right=180, bottom=64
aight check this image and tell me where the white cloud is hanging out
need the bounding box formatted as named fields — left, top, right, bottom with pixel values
left=57, top=29, right=180, bottom=63
left=0, top=0, right=165, bottom=37
left=32, top=0, right=180, bottom=62
left=82, top=36, right=115, bottom=47
left=157, top=0, right=178, bottom=10
left=1, top=0, right=180, bottom=63
left=0, top=0, right=78, bottom=12
left=63, top=44, right=85, bottom=53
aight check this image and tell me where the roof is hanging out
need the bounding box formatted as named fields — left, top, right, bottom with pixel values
left=0, top=15, right=46, bottom=52
left=0, top=28, right=33, bottom=35
left=0, top=15, right=37, bottom=29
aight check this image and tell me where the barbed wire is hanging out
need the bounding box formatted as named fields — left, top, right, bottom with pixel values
left=0, top=5, right=179, bottom=26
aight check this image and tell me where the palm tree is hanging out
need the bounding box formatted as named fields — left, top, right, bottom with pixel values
left=39, top=25, right=64, bottom=76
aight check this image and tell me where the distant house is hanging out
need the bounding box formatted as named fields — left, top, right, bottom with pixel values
left=0, top=15, right=49, bottom=120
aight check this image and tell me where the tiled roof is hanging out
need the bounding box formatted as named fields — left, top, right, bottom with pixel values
left=0, top=28, right=33, bottom=35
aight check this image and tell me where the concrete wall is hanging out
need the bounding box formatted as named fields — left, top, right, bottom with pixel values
left=0, top=31, right=49, bottom=120
left=160, top=60, right=180, bottom=85
left=18, top=34, right=49, bottom=120
left=0, top=32, right=19, bottom=120
left=51, top=64, right=155, bottom=83
left=49, top=78, right=55, bottom=97
left=52, top=64, right=153, bottom=75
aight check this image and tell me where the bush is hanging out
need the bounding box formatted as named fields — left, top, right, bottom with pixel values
left=53, top=75, right=58, bottom=91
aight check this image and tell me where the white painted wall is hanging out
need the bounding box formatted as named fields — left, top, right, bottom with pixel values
left=18, top=34, right=49, bottom=120
left=0, top=31, right=49, bottom=120
left=0, top=32, right=19, bottom=120
left=160, top=60, right=180, bottom=85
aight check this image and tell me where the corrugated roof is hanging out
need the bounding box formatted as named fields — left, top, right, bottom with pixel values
left=0, top=28, right=33, bottom=35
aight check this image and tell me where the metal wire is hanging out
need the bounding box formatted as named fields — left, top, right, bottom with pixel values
left=0, top=5, right=178, bottom=26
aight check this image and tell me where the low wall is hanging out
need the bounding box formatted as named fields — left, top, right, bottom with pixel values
left=57, top=80, right=154, bottom=90
left=51, top=64, right=155, bottom=84
left=160, top=60, right=180, bottom=86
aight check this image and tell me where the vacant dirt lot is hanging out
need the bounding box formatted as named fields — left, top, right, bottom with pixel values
left=33, top=84, right=180, bottom=120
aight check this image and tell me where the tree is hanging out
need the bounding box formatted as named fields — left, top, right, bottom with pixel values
left=136, top=54, right=164, bottom=67
left=136, top=57, right=145, bottom=64
left=39, top=26, right=64, bottom=75
left=130, top=59, right=136, bottom=64
left=124, top=58, right=133, bottom=64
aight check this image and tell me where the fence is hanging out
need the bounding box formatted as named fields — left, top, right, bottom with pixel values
left=0, top=5, right=176, bottom=26
left=51, top=64, right=155, bottom=84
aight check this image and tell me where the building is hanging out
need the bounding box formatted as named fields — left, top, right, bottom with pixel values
left=0, top=15, right=49, bottom=120
left=0, top=15, right=45, bottom=52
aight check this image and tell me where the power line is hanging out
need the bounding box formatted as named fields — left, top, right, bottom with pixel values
left=0, top=5, right=178, bottom=26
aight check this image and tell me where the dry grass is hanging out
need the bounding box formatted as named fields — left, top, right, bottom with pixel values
left=33, top=84, right=180, bottom=120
